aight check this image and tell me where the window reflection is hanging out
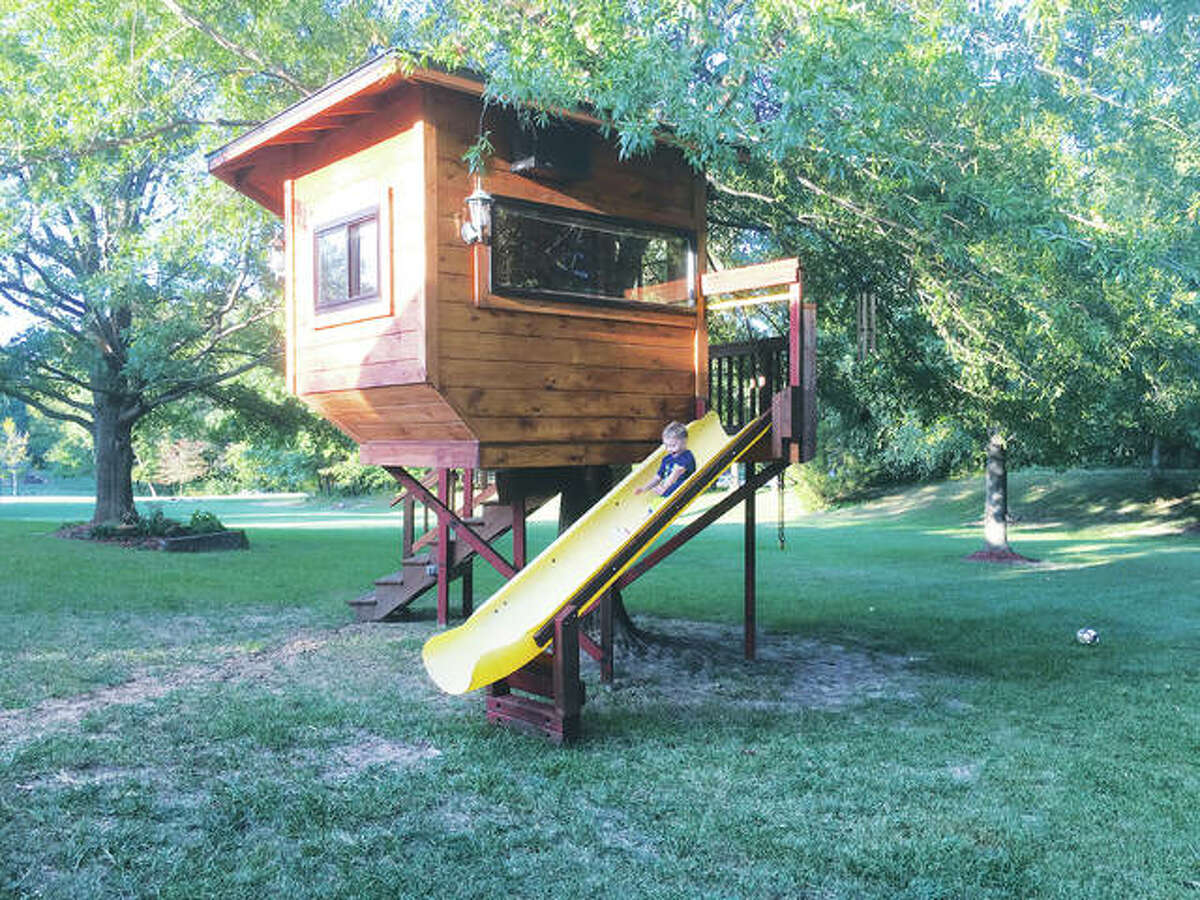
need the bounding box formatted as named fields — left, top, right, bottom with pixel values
left=491, top=200, right=694, bottom=307
left=315, top=209, right=379, bottom=310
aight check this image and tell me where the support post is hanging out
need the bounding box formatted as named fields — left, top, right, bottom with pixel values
left=553, top=607, right=582, bottom=743
left=462, top=468, right=475, bottom=517
left=744, top=461, right=757, bottom=660
left=600, top=589, right=614, bottom=684
left=461, top=559, right=474, bottom=618
left=512, top=495, right=527, bottom=569
left=402, top=495, right=415, bottom=559
left=436, top=468, right=451, bottom=626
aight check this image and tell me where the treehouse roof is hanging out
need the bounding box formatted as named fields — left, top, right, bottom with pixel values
left=206, top=52, right=614, bottom=217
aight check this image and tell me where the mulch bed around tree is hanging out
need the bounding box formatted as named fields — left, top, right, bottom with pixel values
left=56, top=525, right=249, bottom=552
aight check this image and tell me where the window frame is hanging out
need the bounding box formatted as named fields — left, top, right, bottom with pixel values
left=486, top=196, right=697, bottom=315
left=312, top=205, right=382, bottom=314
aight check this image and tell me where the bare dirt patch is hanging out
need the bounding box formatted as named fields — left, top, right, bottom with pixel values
left=594, top=618, right=920, bottom=714
left=14, top=765, right=163, bottom=793
left=0, top=625, right=371, bottom=749
left=2, top=616, right=923, bottom=752
left=319, top=731, right=442, bottom=780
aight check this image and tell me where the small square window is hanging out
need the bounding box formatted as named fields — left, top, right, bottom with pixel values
left=314, top=209, right=379, bottom=311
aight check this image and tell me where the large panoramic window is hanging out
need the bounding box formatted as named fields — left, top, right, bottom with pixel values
left=490, top=199, right=694, bottom=308
left=314, top=208, right=379, bottom=311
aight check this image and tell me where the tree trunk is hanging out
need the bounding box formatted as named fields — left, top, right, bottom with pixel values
left=557, top=464, right=619, bottom=533
left=92, top=397, right=136, bottom=524
left=983, top=430, right=1009, bottom=552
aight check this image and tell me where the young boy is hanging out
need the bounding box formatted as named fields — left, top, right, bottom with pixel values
left=635, top=421, right=696, bottom=498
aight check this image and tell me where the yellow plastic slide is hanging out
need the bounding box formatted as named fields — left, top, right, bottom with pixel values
left=422, top=411, right=770, bottom=695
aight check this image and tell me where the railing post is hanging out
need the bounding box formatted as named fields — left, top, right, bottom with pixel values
left=402, top=495, right=415, bottom=560
left=436, top=468, right=451, bottom=626
left=462, top=468, right=475, bottom=518
left=744, top=461, right=757, bottom=660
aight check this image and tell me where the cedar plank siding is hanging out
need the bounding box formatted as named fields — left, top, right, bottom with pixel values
left=428, top=86, right=703, bottom=466
left=288, top=87, right=476, bottom=454
left=228, top=68, right=710, bottom=469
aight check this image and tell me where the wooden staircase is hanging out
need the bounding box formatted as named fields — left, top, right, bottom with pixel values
left=349, top=494, right=549, bottom=622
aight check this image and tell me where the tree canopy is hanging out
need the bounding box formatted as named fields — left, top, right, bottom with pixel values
left=0, top=0, right=1195, bottom=518
left=413, top=0, right=1198, bottom=467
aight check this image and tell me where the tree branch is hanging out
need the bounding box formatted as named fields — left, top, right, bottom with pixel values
left=25, top=357, right=101, bottom=394
left=0, top=378, right=95, bottom=428
left=12, top=254, right=88, bottom=316
left=0, top=284, right=86, bottom=339
left=1033, top=62, right=1190, bottom=141
left=130, top=352, right=273, bottom=422
left=156, top=0, right=314, bottom=96
left=178, top=305, right=276, bottom=365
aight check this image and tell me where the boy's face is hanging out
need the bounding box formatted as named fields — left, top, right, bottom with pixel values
left=664, top=432, right=686, bottom=454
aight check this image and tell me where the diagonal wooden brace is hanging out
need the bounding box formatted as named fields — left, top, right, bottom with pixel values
left=384, top=466, right=517, bottom=580
left=613, top=459, right=787, bottom=591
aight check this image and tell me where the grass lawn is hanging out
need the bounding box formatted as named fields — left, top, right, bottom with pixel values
left=1, top=470, right=1197, bottom=898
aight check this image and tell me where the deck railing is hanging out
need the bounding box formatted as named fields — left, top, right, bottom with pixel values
left=707, top=337, right=788, bottom=432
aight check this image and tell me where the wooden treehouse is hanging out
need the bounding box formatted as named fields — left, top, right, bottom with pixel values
left=209, top=53, right=816, bottom=740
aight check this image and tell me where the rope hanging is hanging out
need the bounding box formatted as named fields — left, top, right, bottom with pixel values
left=777, top=470, right=786, bottom=550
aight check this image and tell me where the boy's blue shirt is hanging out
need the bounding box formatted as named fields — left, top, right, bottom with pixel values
left=656, top=449, right=697, bottom=495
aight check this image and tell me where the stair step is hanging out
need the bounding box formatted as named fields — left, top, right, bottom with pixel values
left=348, top=591, right=377, bottom=608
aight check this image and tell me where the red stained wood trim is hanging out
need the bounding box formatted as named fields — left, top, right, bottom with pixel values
left=436, top=468, right=451, bottom=625
left=744, top=461, right=757, bottom=661
left=579, top=629, right=603, bottom=663
left=512, top=495, right=527, bottom=570
left=613, top=460, right=787, bottom=591
left=788, top=281, right=802, bottom=388
left=283, top=178, right=297, bottom=394
left=553, top=608, right=583, bottom=739
left=384, top=466, right=517, bottom=580
left=486, top=693, right=567, bottom=743
left=500, top=654, right=555, bottom=697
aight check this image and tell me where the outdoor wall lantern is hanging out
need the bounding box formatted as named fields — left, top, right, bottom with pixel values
left=461, top=183, right=494, bottom=245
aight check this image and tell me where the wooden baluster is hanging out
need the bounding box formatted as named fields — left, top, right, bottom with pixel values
left=436, top=468, right=451, bottom=626
left=402, top=495, right=415, bottom=560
